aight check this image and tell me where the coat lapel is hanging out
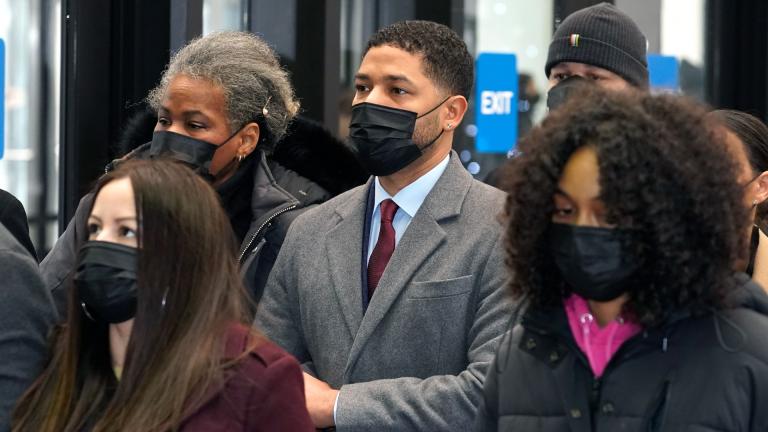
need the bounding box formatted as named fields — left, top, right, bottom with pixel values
left=345, top=153, right=473, bottom=374
left=325, top=180, right=372, bottom=340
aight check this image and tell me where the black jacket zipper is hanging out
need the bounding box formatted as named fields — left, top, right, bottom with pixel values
left=237, top=203, right=297, bottom=264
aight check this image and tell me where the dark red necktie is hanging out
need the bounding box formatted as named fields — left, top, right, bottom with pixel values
left=368, top=199, right=399, bottom=299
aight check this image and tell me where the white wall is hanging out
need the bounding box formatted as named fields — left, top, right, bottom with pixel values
left=661, top=0, right=704, bottom=66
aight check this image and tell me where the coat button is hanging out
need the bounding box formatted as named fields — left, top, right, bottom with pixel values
left=570, top=409, right=582, bottom=418
left=549, top=351, right=560, bottom=362
left=525, top=338, right=537, bottom=350
left=601, top=402, right=615, bottom=414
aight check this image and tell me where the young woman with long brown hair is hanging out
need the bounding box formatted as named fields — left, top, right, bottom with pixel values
left=12, top=159, right=313, bottom=431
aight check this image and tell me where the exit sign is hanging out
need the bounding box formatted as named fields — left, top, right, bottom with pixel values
left=475, top=53, right=518, bottom=153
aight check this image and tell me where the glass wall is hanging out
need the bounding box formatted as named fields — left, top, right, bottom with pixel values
left=459, top=0, right=554, bottom=181
left=617, top=0, right=706, bottom=99
left=203, top=0, right=247, bottom=34
left=460, top=0, right=708, bottom=181
left=470, top=0, right=552, bottom=121
left=0, top=0, right=61, bottom=254
left=660, top=0, right=705, bottom=100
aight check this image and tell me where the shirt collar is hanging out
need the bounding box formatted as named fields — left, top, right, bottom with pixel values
left=373, top=154, right=450, bottom=217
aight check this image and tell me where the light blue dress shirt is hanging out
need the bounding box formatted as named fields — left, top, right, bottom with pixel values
left=366, top=155, right=451, bottom=263
left=333, top=153, right=450, bottom=425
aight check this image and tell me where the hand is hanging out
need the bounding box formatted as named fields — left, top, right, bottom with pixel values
left=302, top=372, right=339, bottom=428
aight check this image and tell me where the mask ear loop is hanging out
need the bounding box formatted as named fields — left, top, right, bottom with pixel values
left=414, top=96, right=453, bottom=154
left=416, top=129, right=445, bottom=154
left=81, top=302, right=96, bottom=322
left=161, top=286, right=170, bottom=310
left=415, top=96, right=452, bottom=119
left=210, top=123, right=254, bottom=181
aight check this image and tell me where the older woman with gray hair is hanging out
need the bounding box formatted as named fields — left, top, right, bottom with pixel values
left=41, top=31, right=365, bottom=315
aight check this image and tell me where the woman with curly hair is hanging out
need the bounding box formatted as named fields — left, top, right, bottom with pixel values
left=476, top=88, right=768, bottom=431
left=12, top=160, right=313, bottom=431
left=709, top=109, right=768, bottom=289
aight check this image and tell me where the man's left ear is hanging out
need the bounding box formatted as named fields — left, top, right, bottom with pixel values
left=237, top=122, right=261, bottom=158
left=443, top=95, right=468, bottom=131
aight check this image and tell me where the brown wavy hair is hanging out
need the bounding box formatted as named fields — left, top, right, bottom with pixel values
left=500, top=88, right=749, bottom=326
left=13, top=159, right=259, bottom=431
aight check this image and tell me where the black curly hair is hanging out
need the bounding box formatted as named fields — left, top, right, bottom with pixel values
left=365, top=20, right=474, bottom=98
left=502, top=88, right=749, bottom=327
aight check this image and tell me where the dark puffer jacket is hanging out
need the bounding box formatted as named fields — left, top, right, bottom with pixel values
left=40, top=117, right=367, bottom=316
left=476, top=274, right=768, bottom=432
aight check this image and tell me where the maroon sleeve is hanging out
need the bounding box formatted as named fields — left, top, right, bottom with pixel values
left=245, top=348, right=314, bottom=431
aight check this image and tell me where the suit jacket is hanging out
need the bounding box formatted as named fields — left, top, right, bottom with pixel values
left=256, top=152, right=513, bottom=431
left=180, top=324, right=314, bottom=431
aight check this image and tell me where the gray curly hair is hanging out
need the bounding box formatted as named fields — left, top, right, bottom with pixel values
left=147, top=31, right=299, bottom=152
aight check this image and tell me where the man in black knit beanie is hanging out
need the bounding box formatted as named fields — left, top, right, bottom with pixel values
left=484, top=3, right=649, bottom=185
left=545, top=2, right=648, bottom=108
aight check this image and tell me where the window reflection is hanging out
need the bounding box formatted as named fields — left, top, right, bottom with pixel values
left=203, top=0, right=247, bottom=34
left=0, top=0, right=61, bottom=254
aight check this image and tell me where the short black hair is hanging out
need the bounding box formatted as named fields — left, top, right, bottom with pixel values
left=500, top=88, right=748, bottom=327
left=365, top=20, right=474, bottom=99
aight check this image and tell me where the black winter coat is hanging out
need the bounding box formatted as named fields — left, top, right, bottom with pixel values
left=476, top=274, right=768, bottom=432
left=40, top=117, right=367, bottom=317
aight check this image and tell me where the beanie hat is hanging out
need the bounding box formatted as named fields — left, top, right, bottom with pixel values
left=545, top=2, right=648, bottom=88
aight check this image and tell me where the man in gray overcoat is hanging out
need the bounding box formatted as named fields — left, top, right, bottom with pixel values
left=256, top=20, right=512, bottom=431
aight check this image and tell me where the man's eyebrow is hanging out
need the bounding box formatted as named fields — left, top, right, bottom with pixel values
left=353, top=73, right=415, bottom=86
left=383, top=74, right=415, bottom=85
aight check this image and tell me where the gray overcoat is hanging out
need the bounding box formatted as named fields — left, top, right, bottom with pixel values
left=256, top=152, right=513, bottom=431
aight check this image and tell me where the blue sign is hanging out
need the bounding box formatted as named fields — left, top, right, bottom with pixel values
left=475, top=53, right=518, bottom=153
left=647, top=54, right=679, bottom=91
left=0, top=39, right=4, bottom=159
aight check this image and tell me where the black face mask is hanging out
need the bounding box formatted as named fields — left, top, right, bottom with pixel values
left=147, top=128, right=246, bottom=180
left=546, top=75, right=592, bottom=111
left=528, top=93, right=541, bottom=107
left=148, top=131, right=219, bottom=177
left=523, top=93, right=541, bottom=110
left=548, top=223, right=641, bottom=302
left=74, top=241, right=138, bottom=324
left=349, top=98, right=448, bottom=176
